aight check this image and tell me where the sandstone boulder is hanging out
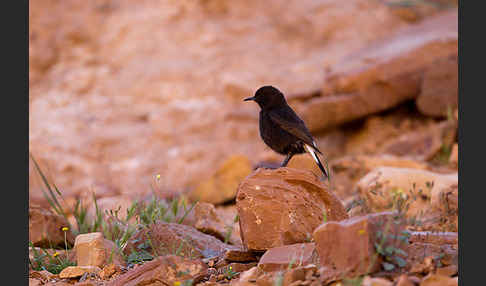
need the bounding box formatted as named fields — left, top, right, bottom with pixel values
left=29, top=204, right=74, bottom=248
left=74, top=232, right=124, bottom=268
left=182, top=202, right=241, bottom=245
left=126, top=222, right=238, bottom=259
left=313, top=212, right=407, bottom=283
left=236, top=167, right=348, bottom=251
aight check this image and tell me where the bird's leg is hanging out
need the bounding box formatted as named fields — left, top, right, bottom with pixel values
left=281, top=153, right=294, bottom=167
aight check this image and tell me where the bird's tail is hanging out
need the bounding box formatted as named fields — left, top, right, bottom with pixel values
left=304, top=144, right=328, bottom=179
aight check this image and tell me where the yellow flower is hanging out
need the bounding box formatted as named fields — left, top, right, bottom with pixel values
left=229, top=266, right=233, bottom=270
left=53, top=252, right=59, bottom=257
left=174, top=281, right=181, bottom=286
left=156, top=174, right=161, bottom=181
left=61, top=227, right=69, bottom=232
left=358, top=229, right=365, bottom=235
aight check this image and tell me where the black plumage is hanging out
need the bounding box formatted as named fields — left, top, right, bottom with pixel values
left=244, top=85, right=328, bottom=178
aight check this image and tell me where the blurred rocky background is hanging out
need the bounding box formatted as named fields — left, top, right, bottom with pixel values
left=29, top=0, right=458, bottom=285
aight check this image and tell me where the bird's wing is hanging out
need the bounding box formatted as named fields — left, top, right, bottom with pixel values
left=268, top=107, right=322, bottom=154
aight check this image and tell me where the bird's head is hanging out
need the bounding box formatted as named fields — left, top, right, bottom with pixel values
left=244, top=85, right=287, bottom=109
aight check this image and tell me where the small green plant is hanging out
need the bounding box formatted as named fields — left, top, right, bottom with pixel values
left=30, top=154, right=198, bottom=266
left=29, top=239, right=75, bottom=274
left=273, top=271, right=284, bottom=286
left=225, top=265, right=239, bottom=280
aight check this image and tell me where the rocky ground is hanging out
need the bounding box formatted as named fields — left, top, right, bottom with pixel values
left=29, top=0, right=458, bottom=285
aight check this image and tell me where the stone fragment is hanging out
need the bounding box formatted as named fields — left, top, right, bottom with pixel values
left=313, top=212, right=407, bottom=283
left=420, top=273, right=458, bottom=286
left=258, top=243, right=318, bottom=272
left=59, top=266, right=101, bottom=279
left=106, top=255, right=207, bottom=286
left=74, top=232, right=124, bottom=268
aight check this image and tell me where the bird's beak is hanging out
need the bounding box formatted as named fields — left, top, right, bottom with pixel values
left=244, top=96, right=255, bottom=101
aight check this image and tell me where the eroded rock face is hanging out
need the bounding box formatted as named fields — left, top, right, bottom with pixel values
left=236, top=167, right=348, bottom=251
left=300, top=10, right=457, bottom=132
left=106, top=255, right=207, bottom=286
left=356, top=167, right=458, bottom=231
left=312, top=212, right=407, bottom=283
left=29, top=0, right=415, bottom=202
left=29, top=204, right=75, bottom=248
left=126, top=222, right=238, bottom=259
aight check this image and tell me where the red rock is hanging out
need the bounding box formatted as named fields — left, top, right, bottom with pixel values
left=29, top=204, right=74, bottom=248
left=238, top=266, right=259, bottom=283
left=379, top=120, right=457, bottom=161
left=73, top=232, right=125, bottom=268
left=236, top=167, right=348, bottom=251
left=362, top=276, right=393, bottom=286
left=106, top=255, right=207, bottom=286
left=59, top=266, right=101, bottom=279
left=416, top=53, right=458, bottom=118
left=436, top=265, right=458, bottom=277
left=182, top=202, right=241, bottom=245
left=99, top=263, right=120, bottom=280
left=223, top=249, right=259, bottom=263
left=395, top=274, right=415, bottom=286
left=125, top=222, right=238, bottom=259
left=189, top=155, right=252, bottom=205
left=420, top=273, right=458, bottom=286
left=29, top=278, right=42, bottom=286
left=313, top=212, right=407, bottom=283
left=256, top=265, right=316, bottom=286
left=330, top=154, right=428, bottom=200
left=301, top=10, right=457, bottom=131
left=343, top=111, right=437, bottom=156
left=449, top=144, right=458, bottom=165
left=258, top=243, right=318, bottom=272
left=407, top=243, right=458, bottom=273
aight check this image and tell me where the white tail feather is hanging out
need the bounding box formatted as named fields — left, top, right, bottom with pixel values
left=304, top=144, right=319, bottom=164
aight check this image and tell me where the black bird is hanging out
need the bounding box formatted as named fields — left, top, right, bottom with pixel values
left=244, top=85, right=328, bottom=178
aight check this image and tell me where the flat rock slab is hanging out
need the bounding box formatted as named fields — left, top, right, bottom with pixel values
left=301, top=10, right=458, bottom=131
left=258, top=243, right=318, bottom=272
left=106, top=255, right=207, bottom=286
left=126, top=222, right=239, bottom=259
